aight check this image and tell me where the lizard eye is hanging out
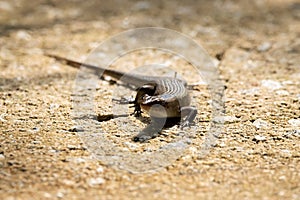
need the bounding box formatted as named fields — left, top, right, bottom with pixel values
left=138, top=84, right=156, bottom=95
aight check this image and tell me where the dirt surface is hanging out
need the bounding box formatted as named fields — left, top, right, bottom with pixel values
left=0, top=0, right=299, bottom=199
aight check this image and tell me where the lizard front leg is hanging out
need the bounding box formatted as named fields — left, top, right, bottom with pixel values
left=132, top=83, right=157, bottom=117
left=112, top=83, right=156, bottom=118
left=132, top=95, right=175, bottom=142
left=112, top=97, right=142, bottom=116
left=133, top=117, right=166, bottom=142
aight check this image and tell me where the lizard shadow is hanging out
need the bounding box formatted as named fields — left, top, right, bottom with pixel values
left=73, top=113, right=181, bottom=142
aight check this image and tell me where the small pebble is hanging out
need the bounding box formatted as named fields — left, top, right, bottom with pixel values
left=278, top=191, right=285, bottom=196
left=218, top=142, right=226, bottom=147
left=96, top=166, right=104, bottom=173
left=49, top=103, right=60, bottom=110
left=257, top=42, right=271, bottom=52
left=50, top=65, right=61, bottom=71
left=68, top=126, right=84, bottom=132
left=144, top=147, right=154, bottom=152
left=213, top=116, right=240, bottom=124
left=189, top=146, right=198, bottom=154
left=252, top=119, right=269, bottom=129
left=0, top=154, right=5, bottom=160
left=67, top=157, right=87, bottom=163
left=244, top=59, right=258, bottom=69
left=234, top=147, right=244, bottom=152
left=161, top=140, right=188, bottom=150
left=0, top=113, right=7, bottom=122
left=261, top=80, right=282, bottom=90
left=282, top=80, right=293, bottom=85
left=288, top=119, right=300, bottom=127
left=253, top=135, right=266, bottom=142
left=281, top=149, right=291, bottom=154
left=181, top=155, right=192, bottom=161
left=43, top=192, right=52, bottom=198
left=88, top=177, right=105, bottom=186
left=56, top=192, right=64, bottom=198
left=123, top=142, right=138, bottom=150
left=48, top=149, right=59, bottom=154
left=283, top=130, right=300, bottom=138
left=16, top=30, right=32, bottom=41
left=278, top=175, right=286, bottom=181
left=62, top=179, right=75, bottom=186
left=275, top=90, right=290, bottom=96
left=239, top=87, right=260, bottom=95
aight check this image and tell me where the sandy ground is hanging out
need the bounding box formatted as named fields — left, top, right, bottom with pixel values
left=0, top=0, right=299, bottom=199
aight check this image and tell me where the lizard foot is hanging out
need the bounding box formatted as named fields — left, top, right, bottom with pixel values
left=133, top=132, right=159, bottom=142
left=179, top=119, right=195, bottom=129
left=132, top=122, right=163, bottom=142
left=130, top=105, right=143, bottom=117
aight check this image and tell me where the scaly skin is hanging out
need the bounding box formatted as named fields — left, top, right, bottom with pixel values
left=46, top=54, right=197, bottom=142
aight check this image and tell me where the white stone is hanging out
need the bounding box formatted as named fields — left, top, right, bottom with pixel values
left=88, top=177, right=105, bottom=186
left=257, top=42, right=271, bottom=52
left=261, top=80, right=282, bottom=90
left=189, top=146, right=198, bottom=154
left=49, top=103, right=60, bottom=110
left=43, top=192, right=52, bottom=198
left=56, top=192, right=64, bottom=198
left=244, top=60, right=258, bottom=69
left=16, top=30, right=32, bottom=41
left=288, top=119, right=300, bottom=127
left=213, top=116, right=240, bottom=124
left=50, top=65, right=61, bottom=71
left=278, top=175, right=286, bottom=181
left=123, top=142, right=138, bottom=150
left=62, top=179, right=75, bottom=186
left=96, top=167, right=104, bottom=173
left=253, top=119, right=269, bottom=129
left=254, top=135, right=266, bottom=141
left=281, top=149, right=291, bottom=154
left=0, top=113, right=7, bottom=122
left=71, top=157, right=86, bottom=163
left=239, top=87, right=260, bottom=95
left=282, top=80, right=293, bottom=85
left=275, top=90, right=290, bottom=96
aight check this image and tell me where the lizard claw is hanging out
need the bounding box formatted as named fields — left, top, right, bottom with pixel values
left=133, top=130, right=159, bottom=142
left=133, top=135, right=151, bottom=142
left=133, top=122, right=162, bottom=142
left=179, top=119, right=195, bottom=129
left=130, top=105, right=143, bottom=117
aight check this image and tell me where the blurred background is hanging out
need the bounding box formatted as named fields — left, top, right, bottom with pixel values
left=1, top=0, right=299, bottom=55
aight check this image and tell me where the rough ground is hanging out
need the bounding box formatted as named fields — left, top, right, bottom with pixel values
left=0, top=0, right=299, bottom=199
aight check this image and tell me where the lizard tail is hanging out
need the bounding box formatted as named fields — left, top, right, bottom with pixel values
left=44, top=53, right=83, bottom=69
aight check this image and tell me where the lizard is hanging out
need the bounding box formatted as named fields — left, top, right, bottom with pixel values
left=46, top=54, right=197, bottom=142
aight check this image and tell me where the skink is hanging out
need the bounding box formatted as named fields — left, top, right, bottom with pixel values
left=46, top=54, right=197, bottom=142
